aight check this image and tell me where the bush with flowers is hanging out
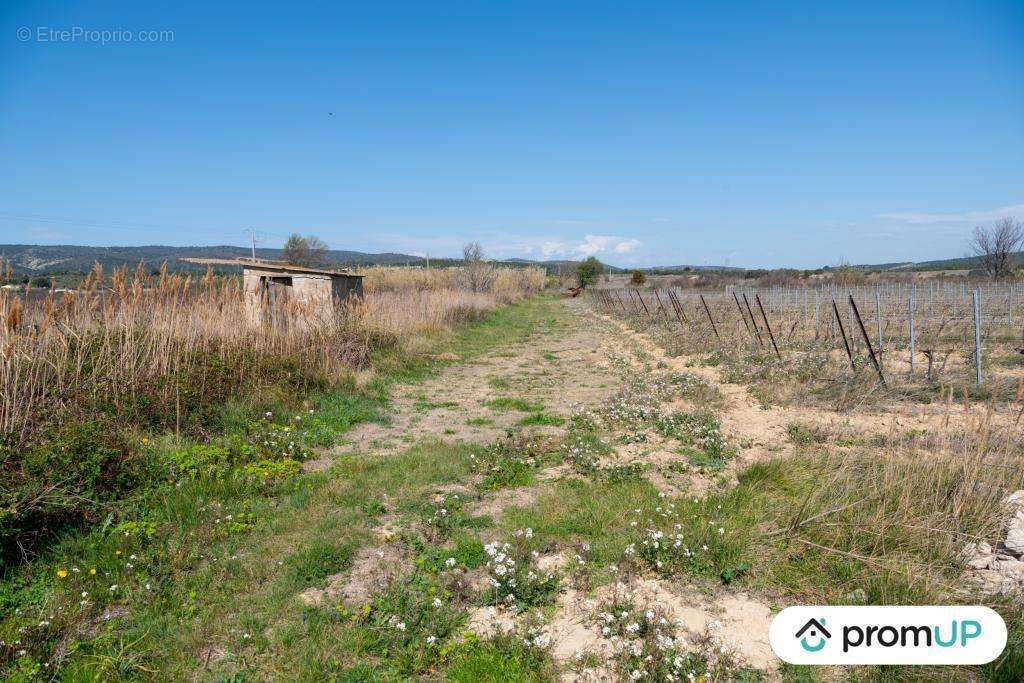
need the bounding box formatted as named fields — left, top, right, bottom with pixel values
left=358, top=573, right=465, bottom=675
left=624, top=502, right=746, bottom=581
left=483, top=529, right=559, bottom=610
left=589, top=593, right=750, bottom=682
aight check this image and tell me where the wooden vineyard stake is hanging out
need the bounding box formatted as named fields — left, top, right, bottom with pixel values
left=849, top=295, right=886, bottom=386
left=833, top=298, right=855, bottom=370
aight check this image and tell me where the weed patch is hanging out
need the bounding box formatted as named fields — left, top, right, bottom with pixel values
left=518, top=412, right=565, bottom=427
left=483, top=397, right=544, bottom=413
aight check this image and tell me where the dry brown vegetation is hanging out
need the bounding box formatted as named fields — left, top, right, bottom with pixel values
left=1, top=262, right=545, bottom=443
left=595, top=283, right=1024, bottom=406
left=592, top=288, right=1024, bottom=597
left=356, top=265, right=547, bottom=340
left=0, top=260, right=545, bottom=552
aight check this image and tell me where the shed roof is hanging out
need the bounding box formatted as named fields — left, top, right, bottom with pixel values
left=182, top=257, right=362, bottom=278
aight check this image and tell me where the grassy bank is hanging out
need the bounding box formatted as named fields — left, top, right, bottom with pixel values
left=0, top=266, right=551, bottom=679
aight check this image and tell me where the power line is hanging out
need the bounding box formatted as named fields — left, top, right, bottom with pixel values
left=0, top=211, right=273, bottom=243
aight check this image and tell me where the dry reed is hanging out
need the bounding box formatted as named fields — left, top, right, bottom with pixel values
left=0, top=261, right=546, bottom=449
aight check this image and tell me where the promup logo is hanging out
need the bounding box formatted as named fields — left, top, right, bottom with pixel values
left=795, top=618, right=831, bottom=653
left=770, top=606, right=1006, bottom=665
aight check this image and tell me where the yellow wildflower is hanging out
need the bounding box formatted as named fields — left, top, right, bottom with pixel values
left=57, top=569, right=68, bottom=578
left=89, top=568, right=97, bottom=575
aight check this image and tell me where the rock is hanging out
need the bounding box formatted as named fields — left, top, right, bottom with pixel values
left=961, top=492, right=1024, bottom=594
left=967, top=555, right=993, bottom=570
left=966, top=569, right=1015, bottom=595
left=960, top=541, right=994, bottom=569
left=1002, top=490, right=1024, bottom=509
left=991, top=555, right=1024, bottom=580
left=962, top=541, right=991, bottom=556
left=1005, top=525, right=1024, bottom=556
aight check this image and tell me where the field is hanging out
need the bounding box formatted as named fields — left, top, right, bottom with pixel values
left=2, top=270, right=1023, bottom=681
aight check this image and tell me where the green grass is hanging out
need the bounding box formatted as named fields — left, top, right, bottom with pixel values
left=500, top=477, right=661, bottom=567
left=446, top=636, right=554, bottom=681
left=417, top=533, right=489, bottom=572
left=483, top=397, right=544, bottom=412
left=518, top=412, right=565, bottom=426
left=285, top=539, right=358, bottom=584
left=41, top=439, right=480, bottom=680
left=414, top=399, right=461, bottom=412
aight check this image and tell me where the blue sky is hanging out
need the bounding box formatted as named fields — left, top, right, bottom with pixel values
left=1, top=1, right=1022, bottom=268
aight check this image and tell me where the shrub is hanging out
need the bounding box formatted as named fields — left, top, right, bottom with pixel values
left=2, top=418, right=142, bottom=556
left=576, top=257, right=603, bottom=288
left=166, top=444, right=237, bottom=480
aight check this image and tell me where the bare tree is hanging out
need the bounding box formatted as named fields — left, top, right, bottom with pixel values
left=970, top=218, right=1024, bottom=279
left=462, top=241, right=497, bottom=293
left=282, top=234, right=329, bottom=267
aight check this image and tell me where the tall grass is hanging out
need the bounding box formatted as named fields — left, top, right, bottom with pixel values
left=0, top=260, right=545, bottom=554
left=352, top=265, right=546, bottom=342
left=2, top=263, right=354, bottom=445
left=777, top=417, right=1021, bottom=593
left=360, top=264, right=547, bottom=301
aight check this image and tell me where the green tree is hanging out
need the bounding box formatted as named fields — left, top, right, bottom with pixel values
left=630, top=269, right=646, bottom=286
left=281, top=234, right=329, bottom=267
left=576, top=256, right=603, bottom=288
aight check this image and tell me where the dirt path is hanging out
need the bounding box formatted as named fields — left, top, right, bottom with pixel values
left=297, top=300, right=786, bottom=678
left=305, top=299, right=621, bottom=471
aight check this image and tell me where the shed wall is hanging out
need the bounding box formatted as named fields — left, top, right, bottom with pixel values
left=242, top=268, right=363, bottom=324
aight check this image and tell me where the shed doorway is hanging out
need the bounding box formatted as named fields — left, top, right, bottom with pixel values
left=259, top=275, right=293, bottom=326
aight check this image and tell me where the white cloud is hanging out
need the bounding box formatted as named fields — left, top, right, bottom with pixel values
left=876, top=203, right=1024, bottom=225
left=613, top=238, right=641, bottom=254
left=571, top=234, right=642, bottom=258
left=539, top=240, right=569, bottom=258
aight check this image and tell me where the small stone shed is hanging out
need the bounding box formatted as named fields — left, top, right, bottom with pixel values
left=241, top=261, right=363, bottom=324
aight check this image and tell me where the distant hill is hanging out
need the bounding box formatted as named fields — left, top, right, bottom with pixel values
left=842, top=252, right=1024, bottom=273
left=0, top=244, right=431, bottom=273
left=0, top=244, right=619, bottom=278
left=10, top=242, right=1003, bottom=280
left=642, top=264, right=744, bottom=273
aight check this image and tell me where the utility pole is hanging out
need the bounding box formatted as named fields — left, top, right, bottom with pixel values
left=248, top=229, right=258, bottom=262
